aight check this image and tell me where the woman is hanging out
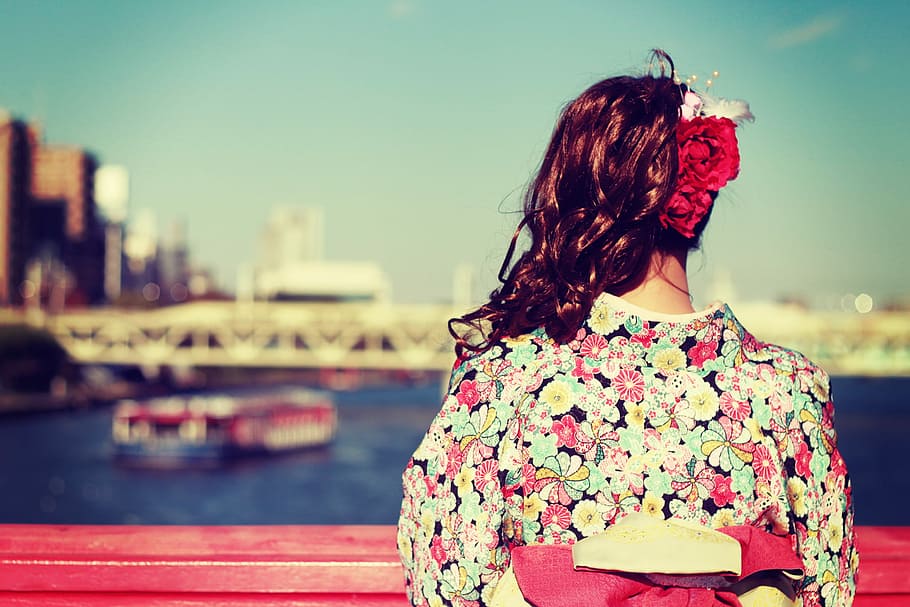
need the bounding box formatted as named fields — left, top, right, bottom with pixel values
left=398, top=51, right=857, bottom=607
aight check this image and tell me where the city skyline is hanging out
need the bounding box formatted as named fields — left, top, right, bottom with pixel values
left=0, top=1, right=906, bottom=308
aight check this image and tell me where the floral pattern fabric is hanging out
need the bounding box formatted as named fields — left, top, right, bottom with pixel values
left=398, top=293, right=857, bottom=607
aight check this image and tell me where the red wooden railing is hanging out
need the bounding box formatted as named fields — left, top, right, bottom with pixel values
left=0, top=525, right=906, bottom=606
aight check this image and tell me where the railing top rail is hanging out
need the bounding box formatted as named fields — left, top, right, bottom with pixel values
left=0, top=524, right=907, bottom=597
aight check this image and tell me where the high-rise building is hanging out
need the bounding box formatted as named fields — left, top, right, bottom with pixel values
left=31, top=146, right=97, bottom=240
left=0, top=112, right=34, bottom=306
left=31, top=145, right=105, bottom=304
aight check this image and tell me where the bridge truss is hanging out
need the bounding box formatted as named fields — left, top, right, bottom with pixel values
left=38, top=301, right=461, bottom=371
left=3, top=301, right=910, bottom=375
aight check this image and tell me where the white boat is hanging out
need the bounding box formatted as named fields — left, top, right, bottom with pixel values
left=112, top=389, right=336, bottom=465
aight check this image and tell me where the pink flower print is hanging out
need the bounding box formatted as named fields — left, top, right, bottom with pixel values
left=711, top=474, right=736, bottom=507
left=613, top=368, right=645, bottom=402
left=671, top=458, right=716, bottom=502
left=440, top=512, right=464, bottom=556
left=688, top=340, right=718, bottom=367
left=522, top=463, right=537, bottom=490
left=571, top=357, right=594, bottom=382
left=526, top=371, right=544, bottom=392
left=460, top=406, right=500, bottom=466
left=598, top=449, right=645, bottom=496
left=654, top=400, right=696, bottom=432
left=535, top=453, right=591, bottom=504
left=719, top=393, right=751, bottom=421
left=540, top=504, right=572, bottom=529
left=474, top=459, right=499, bottom=492
left=430, top=535, right=447, bottom=566
left=575, top=419, right=619, bottom=464
left=455, top=380, right=480, bottom=408
left=462, top=441, right=493, bottom=468
left=751, top=443, right=777, bottom=481
left=445, top=442, right=465, bottom=479
left=700, top=416, right=755, bottom=471
left=580, top=334, right=609, bottom=359
left=830, top=449, right=848, bottom=477
left=422, top=470, right=438, bottom=496
left=794, top=439, right=812, bottom=478
left=595, top=490, right=638, bottom=525
left=768, top=391, right=791, bottom=416
left=481, top=357, right=513, bottom=381
left=630, top=322, right=656, bottom=348
left=551, top=415, right=579, bottom=448
left=741, top=331, right=764, bottom=354
left=475, top=379, right=497, bottom=402
left=481, top=551, right=507, bottom=585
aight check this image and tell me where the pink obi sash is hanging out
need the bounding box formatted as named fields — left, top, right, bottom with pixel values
left=491, top=514, right=804, bottom=607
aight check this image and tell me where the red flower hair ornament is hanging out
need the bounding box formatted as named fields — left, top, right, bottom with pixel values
left=660, top=89, right=754, bottom=238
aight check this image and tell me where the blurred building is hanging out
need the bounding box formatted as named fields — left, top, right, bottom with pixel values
left=254, top=206, right=389, bottom=302
left=122, top=208, right=159, bottom=298
left=31, top=144, right=104, bottom=305
left=158, top=221, right=191, bottom=304
left=0, top=112, right=33, bottom=306
left=259, top=206, right=324, bottom=268
left=256, top=260, right=390, bottom=302
left=0, top=109, right=106, bottom=308
left=94, top=165, right=130, bottom=302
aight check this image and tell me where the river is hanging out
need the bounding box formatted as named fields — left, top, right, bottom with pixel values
left=0, top=377, right=906, bottom=525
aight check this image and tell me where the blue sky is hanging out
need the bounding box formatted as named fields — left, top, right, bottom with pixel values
left=1, top=1, right=906, bottom=307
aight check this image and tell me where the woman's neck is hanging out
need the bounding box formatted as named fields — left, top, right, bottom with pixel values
left=615, top=249, right=694, bottom=314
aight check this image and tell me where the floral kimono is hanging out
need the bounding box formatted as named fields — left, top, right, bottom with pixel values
left=398, top=293, right=857, bottom=607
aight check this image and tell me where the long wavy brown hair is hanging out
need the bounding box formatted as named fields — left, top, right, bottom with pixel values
left=451, top=51, right=704, bottom=357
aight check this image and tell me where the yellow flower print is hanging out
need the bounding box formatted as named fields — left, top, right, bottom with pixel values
left=429, top=596, right=445, bottom=607
left=689, top=387, right=719, bottom=420
left=811, top=370, right=830, bottom=402
left=454, top=467, right=475, bottom=495
left=572, top=499, right=606, bottom=536
left=540, top=379, right=574, bottom=415
left=589, top=299, right=620, bottom=334
left=653, top=347, right=686, bottom=372
left=625, top=403, right=645, bottom=428
left=523, top=494, right=546, bottom=519
left=712, top=509, right=736, bottom=528
left=751, top=379, right=773, bottom=400
left=826, top=515, right=844, bottom=552
left=642, top=492, right=664, bottom=517
left=420, top=509, right=435, bottom=533
left=397, top=532, right=411, bottom=557
left=744, top=418, right=763, bottom=442
left=787, top=477, right=808, bottom=517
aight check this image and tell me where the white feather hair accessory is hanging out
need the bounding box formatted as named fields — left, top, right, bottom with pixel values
left=698, top=94, right=754, bottom=126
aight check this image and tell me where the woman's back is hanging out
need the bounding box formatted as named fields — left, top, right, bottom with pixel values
left=399, top=293, right=856, bottom=605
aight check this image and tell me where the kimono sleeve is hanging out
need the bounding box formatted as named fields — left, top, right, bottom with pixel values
left=785, top=367, right=859, bottom=607
left=397, top=355, right=517, bottom=607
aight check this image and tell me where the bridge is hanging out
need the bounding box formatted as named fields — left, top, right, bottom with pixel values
left=8, top=301, right=461, bottom=372
left=3, top=300, right=910, bottom=375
